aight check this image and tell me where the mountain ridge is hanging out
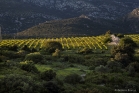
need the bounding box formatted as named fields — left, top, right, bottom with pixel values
left=0, top=0, right=139, bottom=34
left=16, top=15, right=132, bottom=38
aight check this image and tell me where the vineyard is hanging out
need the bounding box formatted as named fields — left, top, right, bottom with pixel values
left=0, top=36, right=108, bottom=50
left=0, top=34, right=139, bottom=51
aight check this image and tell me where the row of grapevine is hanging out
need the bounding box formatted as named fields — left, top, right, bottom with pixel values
left=0, top=36, right=109, bottom=50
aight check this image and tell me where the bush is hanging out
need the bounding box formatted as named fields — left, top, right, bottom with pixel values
left=106, top=61, right=122, bottom=73
left=24, top=52, right=43, bottom=63
left=114, top=53, right=130, bottom=67
left=63, top=55, right=85, bottom=64
left=95, top=65, right=109, bottom=73
left=52, top=49, right=61, bottom=58
left=0, top=45, right=18, bottom=51
left=42, top=41, right=62, bottom=54
left=64, top=73, right=82, bottom=84
left=103, top=37, right=112, bottom=43
left=127, top=66, right=135, bottom=76
left=21, top=45, right=31, bottom=52
left=127, top=62, right=139, bottom=73
left=43, top=81, right=60, bottom=93
left=117, top=33, right=124, bottom=38
left=111, top=37, right=137, bottom=62
left=0, top=56, right=7, bottom=62
left=20, top=61, right=39, bottom=73
left=0, top=50, right=20, bottom=59
left=40, top=69, right=56, bottom=81
left=0, top=74, right=41, bottom=93
left=77, top=48, right=92, bottom=54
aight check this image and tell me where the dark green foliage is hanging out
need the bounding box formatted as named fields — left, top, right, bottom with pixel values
left=0, top=50, right=20, bottom=59
left=114, top=53, right=130, bottom=67
left=111, top=37, right=137, bottom=57
left=116, top=33, right=124, bottom=38
left=40, top=69, right=56, bottom=81
left=0, top=45, right=18, bottom=51
left=64, top=73, right=82, bottom=84
left=84, top=57, right=108, bottom=66
left=42, top=81, right=60, bottom=93
left=21, top=45, right=31, bottom=52
left=106, top=61, right=122, bottom=73
left=63, top=55, right=85, bottom=64
left=119, top=37, right=137, bottom=48
left=42, top=41, right=62, bottom=54
left=103, top=36, right=112, bottom=43
left=0, top=74, right=41, bottom=93
left=75, top=88, right=102, bottom=93
left=20, top=61, right=39, bottom=73
left=16, top=50, right=28, bottom=58
left=111, top=37, right=137, bottom=67
left=77, top=48, right=93, bottom=54
left=0, top=56, right=6, bottom=62
left=24, top=52, right=43, bottom=63
left=127, top=62, right=139, bottom=73
left=127, top=66, right=135, bottom=76
left=95, top=65, right=109, bottom=73
left=89, top=65, right=95, bottom=70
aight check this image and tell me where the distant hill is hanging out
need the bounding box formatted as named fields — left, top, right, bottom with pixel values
left=16, top=15, right=129, bottom=38
left=0, top=0, right=139, bottom=34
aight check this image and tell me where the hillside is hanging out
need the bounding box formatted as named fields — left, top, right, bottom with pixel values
left=0, top=0, right=139, bottom=34
left=17, top=15, right=127, bottom=38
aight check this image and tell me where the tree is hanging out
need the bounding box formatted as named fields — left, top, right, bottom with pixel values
left=95, top=65, right=109, bottom=73
left=40, top=69, right=56, bottom=81
left=114, top=53, right=130, bottom=67
left=42, top=41, right=62, bottom=54
left=111, top=37, right=137, bottom=66
left=117, top=33, right=124, bottom=38
left=64, top=73, right=82, bottom=84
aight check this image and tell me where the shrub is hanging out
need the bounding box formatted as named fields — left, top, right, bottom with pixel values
left=127, top=66, right=135, bottom=76
left=19, top=61, right=39, bottom=73
left=0, top=50, right=20, bottom=59
left=0, top=45, right=18, bottom=51
left=114, top=53, right=130, bottom=67
left=21, top=45, right=31, bottom=52
left=106, top=61, right=122, bottom=73
left=43, top=81, right=60, bottom=93
left=40, top=69, right=56, bottom=81
left=0, top=56, right=7, bottom=62
left=103, top=37, right=112, bottom=43
left=52, top=49, right=61, bottom=57
left=77, top=48, right=92, bottom=54
left=42, top=41, right=62, bottom=54
left=64, top=73, right=82, bottom=84
left=89, top=65, right=95, bottom=70
left=75, top=88, right=102, bottom=93
left=0, top=74, right=40, bottom=93
left=111, top=37, right=137, bottom=62
left=63, top=55, right=85, bottom=64
left=127, top=62, right=139, bottom=73
left=16, top=50, right=28, bottom=58
left=117, top=33, right=124, bottom=38
left=24, top=52, right=43, bottom=63
left=95, top=65, right=109, bottom=73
